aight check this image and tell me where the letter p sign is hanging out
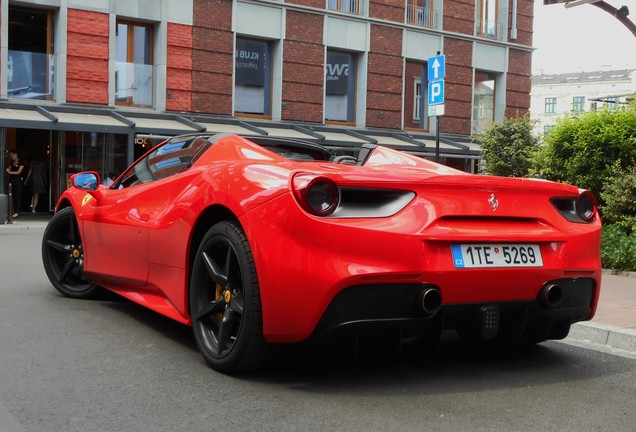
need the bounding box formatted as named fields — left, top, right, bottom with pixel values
left=428, top=80, right=444, bottom=105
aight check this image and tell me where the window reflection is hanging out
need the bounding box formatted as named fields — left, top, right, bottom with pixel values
left=116, top=21, right=154, bottom=108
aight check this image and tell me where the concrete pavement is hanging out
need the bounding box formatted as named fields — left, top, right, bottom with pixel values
left=3, top=212, right=636, bottom=354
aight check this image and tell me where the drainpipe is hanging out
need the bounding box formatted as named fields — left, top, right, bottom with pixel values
left=510, top=0, right=518, bottom=40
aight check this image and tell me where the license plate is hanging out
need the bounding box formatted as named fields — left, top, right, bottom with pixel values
left=451, top=244, right=543, bottom=268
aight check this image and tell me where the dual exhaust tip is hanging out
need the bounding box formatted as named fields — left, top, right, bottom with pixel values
left=415, top=283, right=563, bottom=316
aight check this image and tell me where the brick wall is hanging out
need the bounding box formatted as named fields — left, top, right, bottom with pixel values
left=282, top=11, right=324, bottom=123
left=167, top=23, right=193, bottom=112
left=286, top=0, right=324, bottom=7
left=366, top=25, right=403, bottom=129
left=66, top=9, right=109, bottom=104
left=369, top=0, right=404, bottom=22
left=192, top=0, right=233, bottom=115
left=444, top=0, right=475, bottom=36
left=505, top=49, right=532, bottom=116
left=443, top=38, right=473, bottom=135
left=513, top=0, right=534, bottom=47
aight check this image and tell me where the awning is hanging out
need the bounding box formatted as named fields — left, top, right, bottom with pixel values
left=0, top=101, right=481, bottom=159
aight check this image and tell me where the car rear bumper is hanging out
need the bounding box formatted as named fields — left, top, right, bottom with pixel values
left=309, top=277, right=596, bottom=345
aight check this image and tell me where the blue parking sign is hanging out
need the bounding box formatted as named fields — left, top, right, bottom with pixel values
left=428, top=80, right=444, bottom=105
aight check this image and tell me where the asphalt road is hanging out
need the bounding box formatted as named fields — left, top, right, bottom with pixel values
left=1, top=227, right=635, bottom=432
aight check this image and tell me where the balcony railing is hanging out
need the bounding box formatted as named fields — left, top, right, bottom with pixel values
left=327, top=0, right=362, bottom=15
left=8, top=50, right=54, bottom=100
left=406, top=3, right=437, bottom=29
left=476, top=20, right=504, bottom=40
left=115, top=61, right=154, bottom=108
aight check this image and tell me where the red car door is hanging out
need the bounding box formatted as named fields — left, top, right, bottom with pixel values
left=80, top=179, right=171, bottom=287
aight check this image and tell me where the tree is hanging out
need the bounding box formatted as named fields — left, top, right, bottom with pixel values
left=479, top=115, right=539, bottom=177
left=534, top=104, right=636, bottom=201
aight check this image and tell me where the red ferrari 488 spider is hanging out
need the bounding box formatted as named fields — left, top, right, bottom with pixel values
left=41, top=133, right=601, bottom=372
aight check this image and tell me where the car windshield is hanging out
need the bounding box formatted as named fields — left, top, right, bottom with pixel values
left=115, top=136, right=212, bottom=188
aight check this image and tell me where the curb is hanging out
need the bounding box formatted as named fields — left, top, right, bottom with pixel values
left=0, top=222, right=48, bottom=230
left=568, top=322, right=636, bottom=354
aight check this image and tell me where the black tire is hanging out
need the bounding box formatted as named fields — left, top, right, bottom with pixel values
left=41, top=206, right=99, bottom=299
left=190, top=221, right=270, bottom=373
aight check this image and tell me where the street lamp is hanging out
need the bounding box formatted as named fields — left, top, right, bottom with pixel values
left=564, top=0, right=603, bottom=8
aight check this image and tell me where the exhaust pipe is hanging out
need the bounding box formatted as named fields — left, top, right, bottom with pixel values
left=416, top=287, right=442, bottom=316
left=539, top=283, right=563, bottom=308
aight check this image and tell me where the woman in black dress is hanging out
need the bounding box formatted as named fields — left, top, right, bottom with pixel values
left=5, top=150, right=25, bottom=218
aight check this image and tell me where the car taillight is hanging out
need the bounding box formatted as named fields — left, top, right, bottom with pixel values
left=576, top=190, right=596, bottom=222
left=292, top=174, right=340, bottom=216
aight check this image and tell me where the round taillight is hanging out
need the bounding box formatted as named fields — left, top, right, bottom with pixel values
left=576, top=190, right=596, bottom=222
left=292, top=174, right=340, bottom=216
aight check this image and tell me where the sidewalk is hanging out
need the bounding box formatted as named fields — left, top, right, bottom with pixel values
left=568, top=271, right=636, bottom=354
left=3, top=213, right=636, bottom=353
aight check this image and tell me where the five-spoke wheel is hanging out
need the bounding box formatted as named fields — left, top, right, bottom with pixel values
left=190, top=221, right=269, bottom=373
left=41, top=207, right=99, bottom=298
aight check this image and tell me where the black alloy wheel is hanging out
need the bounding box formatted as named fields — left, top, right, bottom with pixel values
left=41, top=206, right=99, bottom=298
left=190, top=221, right=269, bottom=373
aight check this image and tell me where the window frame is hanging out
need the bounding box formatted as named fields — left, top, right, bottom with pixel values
left=478, top=0, right=498, bottom=38
left=572, top=96, right=585, bottom=113
left=544, top=97, right=556, bottom=114
left=115, top=19, right=155, bottom=108
left=325, top=49, right=357, bottom=125
left=7, top=6, right=55, bottom=100
left=233, top=37, right=273, bottom=118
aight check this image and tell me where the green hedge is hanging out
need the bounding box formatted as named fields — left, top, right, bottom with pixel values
left=601, top=224, right=636, bottom=272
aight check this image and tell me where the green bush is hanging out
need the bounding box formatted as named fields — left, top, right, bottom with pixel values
left=480, top=115, right=539, bottom=177
left=601, top=224, right=636, bottom=272
left=599, top=161, right=636, bottom=232
left=534, top=104, right=636, bottom=202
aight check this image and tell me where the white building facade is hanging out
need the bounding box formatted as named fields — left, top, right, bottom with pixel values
left=530, top=69, right=636, bottom=138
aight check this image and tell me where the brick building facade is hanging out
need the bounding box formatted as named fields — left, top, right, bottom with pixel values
left=0, top=0, right=534, bottom=213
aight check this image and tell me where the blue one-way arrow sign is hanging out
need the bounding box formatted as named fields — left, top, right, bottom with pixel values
left=427, top=55, right=445, bottom=81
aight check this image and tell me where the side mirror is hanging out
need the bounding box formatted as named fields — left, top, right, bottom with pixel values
left=71, top=172, right=100, bottom=191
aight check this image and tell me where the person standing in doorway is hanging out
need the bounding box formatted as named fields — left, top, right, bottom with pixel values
left=26, top=156, right=46, bottom=212
left=5, top=150, right=25, bottom=218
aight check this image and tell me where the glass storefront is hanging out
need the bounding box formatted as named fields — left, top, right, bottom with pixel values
left=2, top=128, right=129, bottom=214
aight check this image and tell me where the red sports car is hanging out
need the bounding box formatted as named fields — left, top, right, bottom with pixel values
left=41, top=133, right=602, bottom=372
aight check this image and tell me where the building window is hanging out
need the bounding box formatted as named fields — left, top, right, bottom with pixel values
left=325, top=50, right=357, bottom=124
left=606, top=97, right=617, bottom=110
left=545, top=97, right=556, bottom=114
left=115, top=20, right=154, bottom=108
left=472, top=71, right=496, bottom=134
left=477, top=0, right=498, bottom=38
left=572, top=96, right=585, bottom=113
left=327, top=0, right=362, bottom=15
left=234, top=38, right=272, bottom=117
left=404, top=61, right=428, bottom=130
left=8, top=6, right=55, bottom=100
left=413, top=79, right=422, bottom=121
left=406, top=1, right=434, bottom=27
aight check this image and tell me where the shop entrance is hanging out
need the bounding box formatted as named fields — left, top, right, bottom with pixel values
left=6, top=128, right=55, bottom=213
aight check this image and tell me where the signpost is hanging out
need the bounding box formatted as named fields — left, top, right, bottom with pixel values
left=427, top=53, right=445, bottom=162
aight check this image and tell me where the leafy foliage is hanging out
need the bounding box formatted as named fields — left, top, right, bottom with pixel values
left=601, top=225, right=636, bottom=271
left=479, top=115, right=539, bottom=177
left=534, top=104, right=636, bottom=200
left=599, top=161, right=636, bottom=233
